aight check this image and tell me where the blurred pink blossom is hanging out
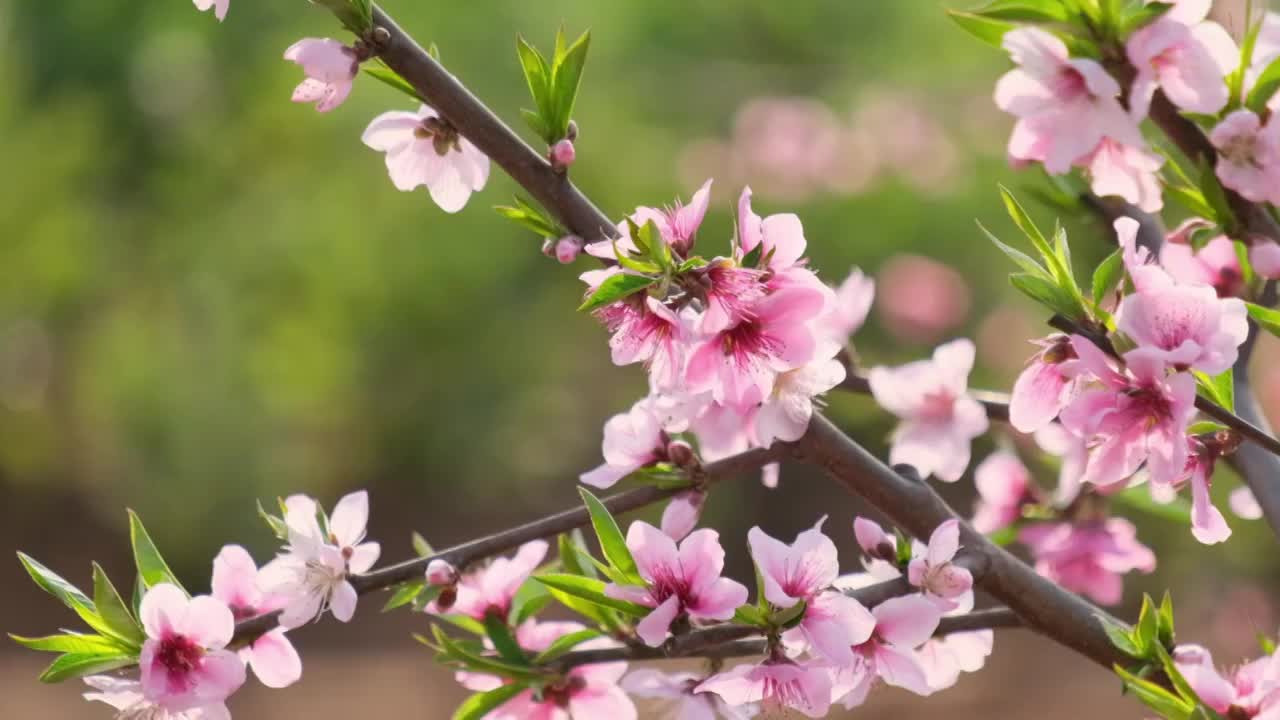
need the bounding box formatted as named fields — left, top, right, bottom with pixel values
left=875, top=255, right=971, bottom=344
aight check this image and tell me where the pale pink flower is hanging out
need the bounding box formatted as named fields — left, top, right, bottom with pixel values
left=1018, top=518, right=1156, bottom=605
left=1036, top=422, right=1090, bottom=506
left=914, top=629, right=994, bottom=693
left=443, top=540, right=549, bottom=621
left=1058, top=340, right=1197, bottom=488
left=1232, top=487, right=1264, bottom=520
left=581, top=398, right=667, bottom=489
left=584, top=275, right=687, bottom=391
left=1081, top=138, right=1164, bottom=212
left=876, top=255, right=971, bottom=344
left=1173, top=644, right=1280, bottom=719
left=819, top=267, right=876, bottom=342
left=907, top=520, right=973, bottom=608
left=696, top=660, right=833, bottom=719
left=736, top=187, right=808, bottom=272
left=1252, top=241, right=1280, bottom=279
left=1126, top=1, right=1236, bottom=119
left=606, top=523, right=747, bottom=647
left=971, top=452, right=1032, bottom=534
left=284, top=39, right=358, bottom=113
left=995, top=27, right=1145, bottom=173
left=258, top=491, right=380, bottom=628
left=685, top=286, right=827, bottom=408
left=621, top=670, right=759, bottom=720
left=698, top=260, right=767, bottom=335
left=137, top=584, right=246, bottom=713
left=1009, top=334, right=1078, bottom=433
left=193, top=0, right=228, bottom=21
left=362, top=105, right=491, bottom=213
left=660, top=490, right=706, bottom=541
left=754, top=356, right=845, bottom=447
left=833, top=595, right=944, bottom=706
left=1178, top=437, right=1232, bottom=544
left=83, top=675, right=230, bottom=720
left=1161, top=225, right=1244, bottom=297
left=630, top=179, right=713, bottom=257
left=1115, top=257, right=1249, bottom=375
left=211, top=546, right=301, bottom=689
left=868, top=339, right=989, bottom=482
left=1210, top=110, right=1280, bottom=204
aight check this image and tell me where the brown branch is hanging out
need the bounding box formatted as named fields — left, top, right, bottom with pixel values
left=837, top=371, right=1011, bottom=424
left=1079, top=193, right=1167, bottom=254
left=230, top=443, right=792, bottom=646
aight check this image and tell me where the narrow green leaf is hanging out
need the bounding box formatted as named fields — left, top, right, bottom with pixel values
left=549, top=30, right=590, bottom=140
left=1091, top=249, right=1124, bottom=305
left=9, top=633, right=130, bottom=656
left=1153, top=642, right=1201, bottom=706
left=946, top=10, right=1015, bottom=48
left=1000, top=186, right=1070, bottom=285
left=1135, top=594, right=1160, bottom=656
left=453, top=684, right=526, bottom=720
left=362, top=63, right=424, bottom=103
left=534, top=574, right=651, bottom=617
left=577, top=273, right=656, bottom=312
left=974, top=0, right=1070, bottom=22
left=770, top=600, right=808, bottom=629
left=92, top=564, right=144, bottom=648
left=520, top=109, right=551, bottom=144
left=382, top=581, right=426, bottom=612
left=128, top=511, right=185, bottom=594
left=15, top=553, right=117, bottom=638
left=980, top=220, right=1050, bottom=277
left=1009, top=272, right=1082, bottom=317
left=38, top=653, right=134, bottom=684
left=1115, top=663, right=1195, bottom=719
left=1199, top=160, right=1236, bottom=231
left=1247, top=55, right=1280, bottom=113
left=495, top=197, right=562, bottom=239
left=511, top=591, right=552, bottom=627
left=1246, top=301, right=1280, bottom=337
left=412, top=532, right=434, bottom=558
left=257, top=500, right=288, bottom=540
left=432, top=625, right=542, bottom=680
left=733, top=605, right=767, bottom=627
left=516, top=36, right=552, bottom=116
left=1187, top=421, right=1230, bottom=436
left=483, top=614, right=530, bottom=666
left=1119, top=2, right=1174, bottom=37
left=1163, top=183, right=1217, bottom=220
left=577, top=488, right=641, bottom=582
left=558, top=532, right=598, bottom=580
left=1228, top=12, right=1264, bottom=107
left=1158, top=590, right=1176, bottom=648
left=436, top=614, right=488, bottom=636
left=1098, top=613, right=1142, bottom=658
left=1193, top=368, right=1234, bottom=413
left=531, top=629, right=602, bottom=664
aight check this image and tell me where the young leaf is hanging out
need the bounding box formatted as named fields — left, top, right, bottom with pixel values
left=257, top=500, right=287, bottom=540
left=973, top=0, right=1069, bottom=22
left=577, top=488, right=641, bottom=582
left=577, top=273, right=656, bottom=312
left=128, top=511, right=186, bottom=594
left=433, top=625, right=541, bottom=680
left=733, top=605, right=767, bottom=627
left=1119, top=2, right=1174, bottom=37
left=92, top=564, right=144, bottom=648
left=1135, top=594, right=1160, bottom=657
left=558, top=531, right=598, bottom=580
left=1097, top=613, right=1142, bottom=658
left=16, top=553, right=115, bottom=638
left=1158, top=590, right=1176, bottom=648
left=483, top=614, right=531, bottom=666
left=436, top=614, right=488, bottom=636
left=980, top=220, right=1049, bottom=277
left=382, top=581, right=426, bottom=612
left=520, top=109, right=551, bottom=144
left=517, top=36, right=554, bottom=142
left=362, top=63, right=424, bottom=103
left=412, top=532, right=434, bottom=558
left=1246, top=301, right=1280, bottom=337
left=9, top=633, right=130, bottom=656
left=1009, top=272, right=1083, bottom=318
left=1115, top=663, right=1196, bottom=719
left=946, top=10, right=1015, bottom=48
left=508, top=580, right=552, bottom=626
left=1163, top=183, right=1218, bottom=220
left=1000, top=186, right=1072, bottom=287
left=534, top=574, right=651, bottom=617
left=1091, top=248, right=1124, bottom=305
left=531, top=628, right=602, bottom=664
left=1192, top=368, right=1234, bottom=413
left=1199, top=160, right=1236, bottom=231
left=452, top=684, right=527, bottom=720
left=549, top=31, right=590, bottom=140
left=1248, top=55, right=1280, bottom=113
left=38, top=652, right=134, bottom=684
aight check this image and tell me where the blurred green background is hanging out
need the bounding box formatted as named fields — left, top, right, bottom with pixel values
left=2, top=0, right=1277, bottom=717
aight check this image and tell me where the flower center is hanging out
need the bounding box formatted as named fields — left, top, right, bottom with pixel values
left=1050, top=67, right=1087, bottom=101
left=542, top=675, right=587, bottom=707
left=157, top=634, right=204, bottom=676
left=1221, top=133, right=1261, bottom=167
left=918, top=389, right=955, bottom=422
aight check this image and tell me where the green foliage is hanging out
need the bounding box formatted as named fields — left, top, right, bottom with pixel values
left=946, top=10, right=1016, bottom=48
left=312, top=0, right=374, bottom=34
left=38, top=653, right=134, bottom=684
left=986, top=188, right=1088, bottom=321
left=91, top=563, right=144, bottom=649
left=531, top=629, right=601, bottom=664
left=1192, top=369, right=1234, bottom=413
left=517, top=29, right=592, bottom=144
left=535, top=574, right=651, bottom=617
left=1246, top=301, right=1280, bottom=337
left=578, top=273, right=656, bottom=312
left=128, top=510, right=186, bottom=594
left=1118, top=2, right=1173, bottom=38
left=968, top=0, right=1070, bottom=23
left=1091, top=248, right=1123, bottom=305
left=577, top=488, right=642, bottom=583
left=453, top=684, right=528, bottom=720
left=482, top=613, right=531, bottom=666
left=427, top=625, right=541, bottom=681
left=363, top=63, right=425, bottom=103
left=495, top=196, right=566, bottom=240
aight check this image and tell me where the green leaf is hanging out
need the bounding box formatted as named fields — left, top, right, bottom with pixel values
left=771, top=600, right=808, bottom=629
left=1158, top=590, right=1176, bottom=648
left=1119, top=2, right=1174, bottom=37
left=520, top=109, right=551, bottom=144
left=1163, top=183, right=1217, bottom=220
left=733, top=605, right=767, bottom=627
left=1135, top=594, right=1160, bottom=656
left=1193, top=368, right=1234, bottom=413
left=517, top=36, right=554, bottom=143
left=257, top=500, right=288, bottom=540
left=495, top=197, right=563, bottom=239
left=1098, top=613, right=1142, bottom=658
left=1009, top=272, right=1084, bottom=317
left=980, top=221, right=1050, bottom=277
left=1187, top=421, right=1230, bottom=436
left=430, top=625, right=542, bottom=681
left=1112, top=485, right=1192, bottom=524
left=558, top=532, right=598, bottom=580
left=452, top=684, right=527, bottom=720
left=531, top=629, right=602, bottom=664
left=483, top=614, right=531, bottom=666
left=1228, top=12, right=1264, bottom=108
left=362, top=63, right=424, bottom=103
left=1153, top=642, right=1201, bottom=706
left=16, top=553, right=115, bottom=638
left=534, top=574, right=651, bottom=617
left=92, top=564, right=144, bottom=649
left=9, top=633, right=130, bottom=655
left=128, top=511, right=185, bottom=594
left=412, top=532, right=434, bottom=558
left=1199, top=159, right=1236, bottom=231
left=1115, top=663, right=1195, bottom=720
left=946, top=10, right=1015, bottom=48
left=1246, top=301, right=1280, bottom=337
left=1000, top=186, right=1071, bottom=286
left=436, top=614, right=488, bottom=636
left=382, top=581, right=426, bottom=612
left=1260, top=633, right=1277, bottom=655
left=549, top=30, right=590, bottom=140
left=1248, top=55, right=1280, bottom=113
left=577, top=273, right=656, bottom=313
left=509, top=580, right=552, bottom=626
left=1091, top=248, right=1124, bottom=305
left=577, top=488, right=641, bottom=582
left=986, top=526, right=1019, bottom=547
left=38, top=652, right=134, bottom=684
left=973, top=0, right=1069, bottom=22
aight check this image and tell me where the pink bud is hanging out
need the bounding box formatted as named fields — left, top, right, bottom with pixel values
left=426, top=559, right=458, bottom=587
left=555, top=236, right=582, bottom=264
left=661, top=490, right=707, bottom=541
left=550, top=139, right=576, bottom=171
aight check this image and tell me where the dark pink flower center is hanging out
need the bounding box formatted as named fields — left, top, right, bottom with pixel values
left=1124, top=384, right=1173, bottom=427
left=542, top=675, right=587, bottom=707
left=720, top=320, right=782, bottom=366
left=649, top=564, right=694, bottom=605
left=157, top=633, right=204, bottom=679
left=230, top=604, right=258, bottom=621
left=917, top=389, right=956, bottom=422
left=1050, top=67, right=1088, bottom=101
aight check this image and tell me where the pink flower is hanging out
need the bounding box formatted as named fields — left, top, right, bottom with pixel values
left=258, top=491, right=380, bottom=628
left=736, top=187, right=808, bottom=272
left=137, top=584, right=246, bottom=713
left=1179, top=437, right=1232, bottom=544
left=362, top=105, right=491, bottom=213
left=284, top=39, right=358, bottom=113
left=581, top=397, right=667, bottom=489
left=443, top=540, right=549, bottom=621
left=1009, top=334, right=1078, bottom=433
left=1173, top=644, right=1280, bottom=718
left=193, top=0, right=228, bottom=21
left=914, top=629, right=994, bottom=693
left=660, top=490, right=707, bottom=541
left=818, top=267, right=876, bottom=342
left=1161, top=226, right=1244, bottom=297
left=83, top=675, right=230, bottom=720
left=1036, top=422, right=1090, bottom=506
left=1080, top=138, right=1164, bottom=213
left=907, top=520, right=973, bottom=608
left=1252, top=241, right=1280, bottom=280
left=426, top=559, right=459, bottom=587
left=995, top=27, right=1144, bottom=173
left=698, top=260, right=767, bottom=335
left=1210, top=110, right=1280, bottom=204
left=1232, top=487, right=1264, bottom=520
left=754, top=356, right=845, bottom=447
left=629, top=178, right=713, bottom=257
left=1115, top=257, right=1249, bottom=375
left=685, top=286, right=827, bottom=408
left=1058, top=340, right=1197, bottom=488
left=696, top=659, right=833, bottom=719
left=852, top=516, right=897, bottom=562
left=971, top=451, right=1032, bottom=534
left=606, top=523, right=748, bottom=647
left=210, top=546, right=301, bottom=689
left=868, top=339, right=989, bottom=482
left=621, top=669, right=759, bottom=720
left=833, top=595, right=944, bottom=706
left=1018, top=518, right=1155, bottom=605
left=585, top=277, right=687, bottom=391
left=1126, top=1, right=1236, bottom=119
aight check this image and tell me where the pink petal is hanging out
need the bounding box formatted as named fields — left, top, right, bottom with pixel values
left=761, top=213, right=806, bottom=269
left=873, top=595, right=942, bottom=648
left=348, top=542, right=381, bottom=575
left=660, top=491, right=705, bottom=541
left=874, top=644, right=933, bottom=696
left=927, top=520, right=961, bottom=566
left=627, top=521, right=680, bottom=586
left=635, top=595, right=682, bottom=647
left=211, top=545, right=260, bottom=612
left=328, top=490, right=369, bottom=549
left=568, top=686, right=639, bottom=720
left=746, top=527, right=801, bottom=608
left=1189, top=471, right=1232, bottom=544
left=678, top=529, right=728, bottom=593
left=175, top=595, right=236, bottom=650
left=853, top=517, right=890, bottom=556
left=580, top=463, right=633, bottom=489
left=1230, top=487, right=1263, bottom=519
left=1009, top=359, right=1069, bottom=433
left=191, top=648, right=247, bottom=703
left=688, top=577, right=748, bottom=621
left=246, top=629, right=302, bottom=689
left=329, top=581, right=358, bottom=622
left=140, top=583, right=189, bottom=639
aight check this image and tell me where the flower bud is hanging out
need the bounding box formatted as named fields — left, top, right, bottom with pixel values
left=665, top=439, right=698, bottom=469
left=550, top=139, right=576, bottom=172
left=661, top=490, right=707, bottom=541
left=434, top=586, right=457, bottom=612
left=426, top=558, right=459, bottom=587
left=556, top=236, right=583, bottom=264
